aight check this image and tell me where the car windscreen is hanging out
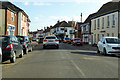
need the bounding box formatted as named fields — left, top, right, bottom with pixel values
left=65, top=38, right=70, bottom=40
left=74, top=39, right=81, bottom=41
left=0, top=37, right=9, bottom=43
left=17, top=37, right=25, bottom=42
left=46, top=37, right=56, bottom=39
left=106, top=38, right=120, bottom=44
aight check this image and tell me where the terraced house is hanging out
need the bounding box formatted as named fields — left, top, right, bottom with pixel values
left=0, top=1, right=30, bottom=36
left=91, top=1, right=120, bottom=45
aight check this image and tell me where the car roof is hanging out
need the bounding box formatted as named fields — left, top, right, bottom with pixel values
left=103, top=37, right=118, bottom=39
left=46, top=35, right=56, bottom=37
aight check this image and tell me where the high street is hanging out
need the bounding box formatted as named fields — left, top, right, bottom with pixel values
left=2, top=43, right=119, bottom=78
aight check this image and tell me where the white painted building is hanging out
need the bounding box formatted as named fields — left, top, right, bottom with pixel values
left=91, top=1, right=120, bottom=45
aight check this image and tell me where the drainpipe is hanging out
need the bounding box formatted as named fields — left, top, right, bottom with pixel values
left=118, top=10, right=119, bottom=38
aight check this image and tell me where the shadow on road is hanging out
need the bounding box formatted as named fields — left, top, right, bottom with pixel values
left=71, top=52, right=120, bottom=58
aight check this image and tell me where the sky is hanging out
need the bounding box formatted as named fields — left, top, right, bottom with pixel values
left=9, top=0, right=113, bottom=31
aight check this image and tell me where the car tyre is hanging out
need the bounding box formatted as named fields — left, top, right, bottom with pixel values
left=97, top=47, right=100, bottom=53
left=103, top=48, right=108, bottom=56
left=43, top=46, right=46, bottom=49
left=10, top=51, right=16, bottom=63
left=56, top=45, right=59, bottom=49
left=19, top=50, right=24, bottom=58
left=24, top=48, right=28, bottom=54
left=29, top=47, right=33, bottom=52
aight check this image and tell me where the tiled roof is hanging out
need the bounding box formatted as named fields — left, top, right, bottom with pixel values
left=53, top=21, right=72, bottom=28
left=92, top=1, right=120, bottom=19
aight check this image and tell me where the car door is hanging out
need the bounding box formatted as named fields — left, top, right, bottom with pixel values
left=10, top=36, right=18, bottom=54
left=15, top=37, right=22, bottom=56
left=26, top=37, right=31, bottom=50
left=98, top=38, right=103, bottom=52
left=101, top=38, right=105, bottom=52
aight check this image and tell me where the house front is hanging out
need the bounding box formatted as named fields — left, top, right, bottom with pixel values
left=0, top=1, right=19, bottom=36
left=91, top=1, right=120, bottom=45
left=53, top=21, right=74, bottom=39
left=80, top=14, right=94, bottom=44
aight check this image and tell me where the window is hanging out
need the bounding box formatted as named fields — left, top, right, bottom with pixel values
left=112, top=14, right=115, bottom=27
left=107, top=33, right=109, bottom=37
left=61, top=28, right=64, bottom=30
left=97, top=34, right=100, bottom=42
left=97, top=19, right=100, bottom=29
left=65, top=29, right=67, bottom=32
left=94, top=34, right=96, bottom=43
left=107, top=16, right=110, bottom=27
left=11, top=12, right=14, bottom=22
left=112, top=33, right=114, bottom=37
left=94, top=20, right=96, bottom=30
left=102, top=17, right=104, bottom=29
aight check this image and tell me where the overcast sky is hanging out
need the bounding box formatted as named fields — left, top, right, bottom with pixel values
left=9, top=0, right=112, bottom=31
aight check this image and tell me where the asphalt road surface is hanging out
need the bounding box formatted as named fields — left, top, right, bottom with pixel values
left=2, top=43, right=119, bottom=78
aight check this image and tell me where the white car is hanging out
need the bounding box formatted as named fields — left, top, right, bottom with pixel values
left=43, top=35, right=59, bottom=49
left=97, top=37, right=120, bottom=55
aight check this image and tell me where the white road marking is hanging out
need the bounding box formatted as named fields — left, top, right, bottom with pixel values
left=70, top=60, right=86, bottom=78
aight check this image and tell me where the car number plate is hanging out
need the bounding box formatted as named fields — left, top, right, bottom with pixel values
left=49, top=40, right=53, bottom=42
left=77, top=43, right=80, bottom=44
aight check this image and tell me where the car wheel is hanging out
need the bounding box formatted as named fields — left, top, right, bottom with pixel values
left=97, top=47, right=100, bottom=53
left=19, top=50, right=24, bottom=58
left=29, top=47, right=33, bottom=52
left=56, top=45, right=59, bottom=49
left=103, top=48, right=108, bottom=56
left=43, top=46, right=46, bottom=49
left=10, top=51, right=16, bottom=63
left=24, top=48, right=28, bottom=54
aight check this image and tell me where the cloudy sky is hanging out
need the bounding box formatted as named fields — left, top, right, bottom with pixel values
left=9, top=0, right=112, bottom=31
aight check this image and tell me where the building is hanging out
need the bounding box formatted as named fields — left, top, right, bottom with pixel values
left=75, top=22, right=82, bottom=39
left=53, top=21, right=74, bottom=39
left=91, top=1, right=120, bottom=44
left=80, top=14, right=95, bottom=44
left=0, top=1, right=30, bottom=36
left=18, top=11, right=31, bottom=36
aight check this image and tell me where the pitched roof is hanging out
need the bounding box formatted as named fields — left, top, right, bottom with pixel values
left=0, top=1, right=30, bottom=22
left=53, top=21, right=72, bottom=28
left=0, top=1, right=22, bottom=11
left=92, top=1, right=120, bottom=19
left=84, top=13, right=96, bottom=23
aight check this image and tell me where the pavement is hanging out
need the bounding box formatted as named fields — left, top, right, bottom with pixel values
left=1, top=42, right=119, bottom=79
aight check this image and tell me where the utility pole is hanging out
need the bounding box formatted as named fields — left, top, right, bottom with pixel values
left=80, top=13, right=82, bottom=23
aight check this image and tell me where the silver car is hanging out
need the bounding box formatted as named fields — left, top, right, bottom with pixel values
left=43, top=35, right=59, bottom=49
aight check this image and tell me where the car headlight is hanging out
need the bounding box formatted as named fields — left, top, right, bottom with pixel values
left=107, top=45, right=112, bottom=48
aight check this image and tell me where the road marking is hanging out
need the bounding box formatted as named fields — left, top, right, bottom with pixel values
left=70, top=60, right=86, bottom=78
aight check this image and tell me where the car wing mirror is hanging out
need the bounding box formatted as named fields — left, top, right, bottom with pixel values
left=103, top=42, right=105, bottom=44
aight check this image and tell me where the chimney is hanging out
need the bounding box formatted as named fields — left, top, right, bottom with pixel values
left=57, top=20, right=60, bottom=23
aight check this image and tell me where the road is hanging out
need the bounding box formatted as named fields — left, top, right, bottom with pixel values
left=2, top=43, right=119, bottom=78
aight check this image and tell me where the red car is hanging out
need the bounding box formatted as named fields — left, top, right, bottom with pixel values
left=72, top=38, right=83, bottom=46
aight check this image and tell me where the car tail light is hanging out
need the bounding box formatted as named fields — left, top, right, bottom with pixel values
left=55, top=39, right=59, bottom=42
left=23, top=42, right=25, bottom=45
left=5, top=43, right=13, bottom=49
left=43, top=39, right=47, bottom=42
left=27, top=41, right=30, bottom=44
left=39, top=38, right=40, bottom=41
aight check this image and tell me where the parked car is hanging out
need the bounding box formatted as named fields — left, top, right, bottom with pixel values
left=38, top=37, right=44, bottom=44
left=57, top=37, right=62, bottom=42
left=16, top=36, right=32, bottom=54
left=72, top=38, right=83, bottom=46
left=43, top=35, right=59, bottom=49
left=97, top=37, right=120, bottom=56
left=32, top=37, right=36, bottom=41
left=0, top=35, right=23, bottom=63
left=63, top=37, right=71, bottom=43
